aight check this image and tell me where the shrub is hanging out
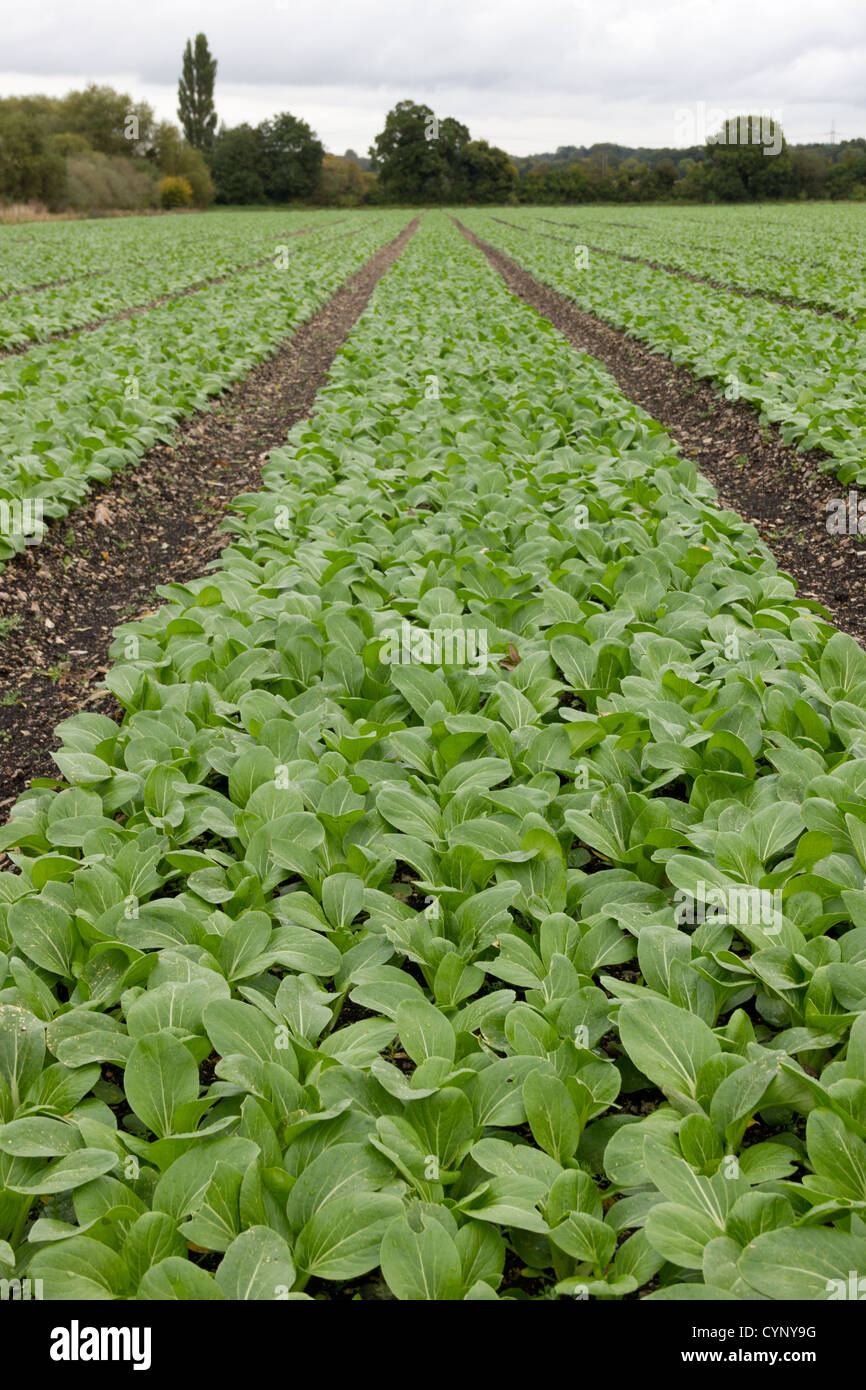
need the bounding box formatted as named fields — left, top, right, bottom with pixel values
left=211, top=124, right=265, bottom=204
left=318, top=154, right=365, bottom=206
left=172, top=148, right=213, bottom=207
left=158, top=175, right=194, bottom=209
left=66, top=153, right=155, bottom=212
left=0, top=106, right=66, bottom=207
left=0, top=201, right=71, bottom=224
left=49, top=132, right=93, bottom=158
left=151, top=125, right=214, bottom=206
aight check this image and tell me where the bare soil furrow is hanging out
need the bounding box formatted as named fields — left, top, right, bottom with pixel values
left=0, top=222, right=349, bottom=357
left=0, top=216, right=420, bottom=813
left=455, top=216, right=866, bottom=646
left=531, top=215, right=856, bottom=322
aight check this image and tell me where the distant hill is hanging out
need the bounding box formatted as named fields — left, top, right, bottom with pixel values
left=510, top=143, right=703, bottom=172
left=342, top=148, right=372, bottom=172
left=509, top=139, right=865, bottom=172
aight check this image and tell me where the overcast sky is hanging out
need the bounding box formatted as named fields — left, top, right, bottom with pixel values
left=2, top=0, right=864, bottom=154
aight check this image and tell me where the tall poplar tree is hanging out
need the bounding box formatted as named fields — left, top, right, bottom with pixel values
left=177, top=34, right=217, bottom=153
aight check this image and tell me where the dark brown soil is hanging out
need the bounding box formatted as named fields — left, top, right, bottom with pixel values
left=454, top=218, right=866, bottom=646
left=0, top=216, right=420, bottom=822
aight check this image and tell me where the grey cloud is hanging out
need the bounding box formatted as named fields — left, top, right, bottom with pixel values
left=3, top=0, right=864, bottom=152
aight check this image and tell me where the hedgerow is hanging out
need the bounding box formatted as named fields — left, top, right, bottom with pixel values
left=1, top=214, right=865, bottom=1300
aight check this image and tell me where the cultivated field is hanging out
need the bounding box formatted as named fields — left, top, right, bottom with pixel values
left=1, top=206, right=865, bottom=1303
left=467, top=204, right=866, bottom=479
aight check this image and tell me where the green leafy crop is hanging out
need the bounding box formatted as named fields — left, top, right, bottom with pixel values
left=0, top=210, right=410, bottom=566
left=1, top=212, right=865, bottom=1301
left=469, top=205, right=866, bottom=485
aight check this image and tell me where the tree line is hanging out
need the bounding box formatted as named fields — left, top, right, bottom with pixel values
left=1, top=32, right=864, bottom=214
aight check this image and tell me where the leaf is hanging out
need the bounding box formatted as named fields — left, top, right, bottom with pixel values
left=321, top=873, right=365, bottom=929
left=644, top=1203, right=723, bottom=1271
left=203, top=998, right=291, bottom=1071
left=8, top=898, right=78, bottom=977
left=446, top=818, right=536, bottom=862
left=0, top=1116, right=83, bottom=1158
left=550, top=1211, right=616, bottom=1269
left=124, top=1032, right=200, bottom=1139
left=380, top=1212, right=464, bottom=1300
left=45, top=1009, right=133, bottom=1067
left=455, top=1220, right=505, bottom=1291
left=408, top=1089, right=475, bottom=1170
left=180, top=1162, right=243, bottom=1253
left=748, top=802, right=805, bottom=863
left=739, top=1227, right=866, bottom=1300
left=215, top=1226, right=296, bottom=1300
left=522, top=1070, right=581, bottom=1163
left=219, top=913, right=272, bottom=982
left=643, top=1141, right=744, bottom=1223
left=377, top=786, right=443, bottom=843
left=0, top=1004, right=45, bottom=1105
left=268, top=924, right=342, bottom=977
left=138, top=1257, right=225, bottom=1300
left=472, top=1137, right=561, bottom=1191
left=820, top=632, right=866, bottom=695
left=5, top=1148, right=118, bottom=1195
left=152, top=1138, right=259, bottom=1222
left=645, top=1283, right=740, bottom=1301
left=286, top=1144, right=393, bottom=1234
left=709, top=1052, right=782, bottom=1142
left=677, top=1114, right=723, bottom=1173
left=618, top=998, right=720, bottom=1098
left=458, top=1176, right=550, bottom=1234
left=294, top=1192, right=403, bottom=1281
left=318, top=1018, right=397, bottom=1066
left=122, top=1212, right=187, bottom=1289
left=396, top=998, right=456, bottom=1066
left=463, top=1056, right=537, bottom=1127
left=29, top=1235, right=131, bottom=1300
left=806, top=1109, right=866, bottom=1200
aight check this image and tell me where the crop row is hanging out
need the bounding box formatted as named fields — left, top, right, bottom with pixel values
left=0, top=212, right=410, bottom=568
left=0, top=211, right=351, bottom=350
left=467, top=209, right=866, bottom=486
left=1, top=213, right=865, bottom=1300
left=530, top=205, right=866, bottom=317
left=0, top=218, right=151, bottom=298
left=0, top=209, right=324, bottom=299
